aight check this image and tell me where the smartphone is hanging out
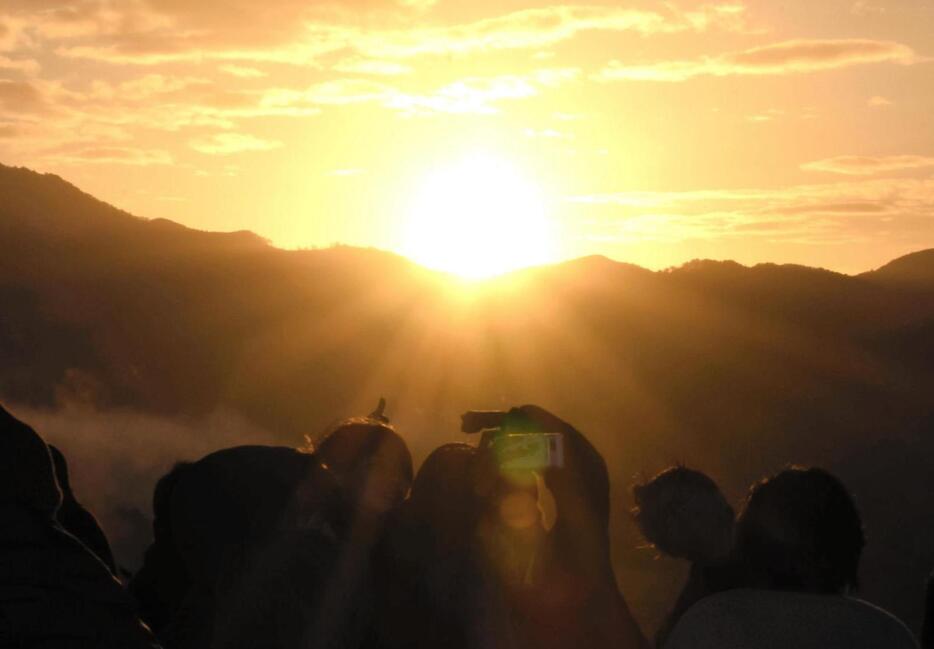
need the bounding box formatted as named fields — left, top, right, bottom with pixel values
left=491, top=433, right=564, bottom=471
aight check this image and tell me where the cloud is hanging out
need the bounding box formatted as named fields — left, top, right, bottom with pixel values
left=219, top=64, right=267, bottom=78
left=801, top=155, right=934, bottom=176
left=0, top=79, right=48, bottom=113
left=867, top=95, right=893, bottom=108
left=851, top=1, right=886, bottom=16
left=333, top=59, right=412, bottom=76
left=566, top=177, right=934, bottom=245
left=42, top=3, right=748, bottom=66
left=596, top=39, right=920, bottom=82
left=746, top=108, right=784, bottom=123
left=48, top=145, right=174, bottom=165
left=86, top=73, right=210, bottom=102
left=257, top=68, right=576, bottom=116
left=41, top=73, right=320, bottom=131
left=0, top=72, right=328, bottom=171
left=189, top=132, right=283, bottom=154
left=351, top=4, right=744, bottom=60
left=0, top=54, right=39, bottom=74
left=388, top=75, right=540, bottom=115
left=299, top=79, right=394, bottom=106
left=396, top=0, right=437, bottom=10
left=523, top=128, right=571, bottom=140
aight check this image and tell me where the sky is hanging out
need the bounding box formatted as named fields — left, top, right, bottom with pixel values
left=1, top=0, right=933, bottom=275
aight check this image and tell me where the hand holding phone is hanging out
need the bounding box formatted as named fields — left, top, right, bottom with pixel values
left=491, top=433, right=565, bottom=471
left=461, top=410, right=565, bottom=470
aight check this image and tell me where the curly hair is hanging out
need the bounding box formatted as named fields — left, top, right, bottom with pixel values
left=632, top=466, right=735, bottom=563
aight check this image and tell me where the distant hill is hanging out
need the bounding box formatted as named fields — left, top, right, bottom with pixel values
left=863, top=249, right=934, bottom=288
left=2, top=162, right=934, bottom=634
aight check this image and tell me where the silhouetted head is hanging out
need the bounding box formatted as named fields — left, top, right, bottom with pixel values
left=153, top=462, right=189, bottom=522
left=316, top=418, right=413, bottom=514
left=410, top=443, right=481, bottom=538
left=633, top=466, right=734, bottom=564
left=736, top=466, right=864, bottom=594
left=412, top=443, right=478, bottom=510
left=0, top=404, right=62, bottom=517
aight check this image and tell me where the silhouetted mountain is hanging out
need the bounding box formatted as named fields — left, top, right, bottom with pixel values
left=863, top=249, right=934, bottom=289
left=2, top=162, right=934, bottom=634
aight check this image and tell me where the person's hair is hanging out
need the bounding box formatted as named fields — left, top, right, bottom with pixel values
left=315, top=418, right=414, bottom=488
left=412, top=444, right=476, bottom=504
left=735, top=466, right=864, bottom=594
left=410, top=443, right=481, bottom=538
left=632, top=466, right=734, bottom=564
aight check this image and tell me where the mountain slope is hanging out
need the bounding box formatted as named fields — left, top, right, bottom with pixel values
left=862, top=249, right=934, bottom=288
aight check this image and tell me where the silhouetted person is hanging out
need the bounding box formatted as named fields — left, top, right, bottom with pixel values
left=665, top=467, right=917, bottom=649
left=371, top=443, right=504, bottom=649
left=48, top=444, right=118, bottom=575
left=208, top=466, right=348, bottom=649
left=140, top=445, right=340, bottom=648
left=314, top=417, right=413, bottom=519
left=274, top=418, right=413, bottom=649
left=129, top=461, right=195, bottom=639
left=473, top=405, right=649, bottom=649
left=138, top=415, right=412, bottom=649
left=0, top=404, right=160, bottom=648
left=632, top=466, right=737, bottom=647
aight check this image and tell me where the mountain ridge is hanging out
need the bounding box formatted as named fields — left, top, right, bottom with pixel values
left=3, top=162, right=930, bottom=279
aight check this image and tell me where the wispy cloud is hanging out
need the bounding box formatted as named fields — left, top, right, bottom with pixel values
left=867, top=95, right=894, bottom=108
left=0, top=54, right=39, bottom=74
left=596, top=39, right=920, bottom=82
left=333, top=59, right=412, bottom=76
left=48, top=145, right=174, bottom=166
left=0, top=80, right=47, bottom=113
left=189, top=132, right=283, bottom=155
left=218, top=64, right=267, bottom=78
left=802, top=155, right=934, bottom=175
left=258, top=68, right=578, bottom=116
left=851, top=1, right=887, bottom=16
left=396, top=0, right=438, bottom=10
left=44, top=3, right=749, bottom=66
left=567, top=177, right=934, bottom=245
left=389, top=76, right=540, bottom=115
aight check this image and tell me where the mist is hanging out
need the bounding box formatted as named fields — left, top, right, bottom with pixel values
left=7, top=402, right=282, bottom=570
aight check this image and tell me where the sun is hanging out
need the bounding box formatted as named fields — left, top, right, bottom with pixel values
left=400, top=153, right=558, bottom=279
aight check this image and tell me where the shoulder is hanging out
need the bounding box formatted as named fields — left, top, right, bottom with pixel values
left=663, top=591, right=751, bottom=648
left=840, top=597, right=918, bottom=648
left=664, top=590, right=919, bottom=649
left=673, top=588, right=757, bottom=617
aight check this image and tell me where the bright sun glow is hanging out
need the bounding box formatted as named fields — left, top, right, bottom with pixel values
left=401, top=153, right=558, bottom=279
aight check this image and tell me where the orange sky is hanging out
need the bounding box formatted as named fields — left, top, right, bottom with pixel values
left=1, top=0, right=933, bottom=274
